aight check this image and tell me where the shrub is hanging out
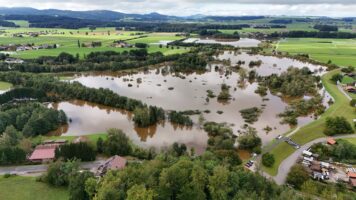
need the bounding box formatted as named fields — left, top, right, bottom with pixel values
left=286, top=165, right=309, bottom=189
left=324, top=116, right=354, bottom=136
left=55, top=142, right=96, bottom=161
left=350, top=99, right=356, bottom=107
left=262, top=153, right=275, bottom=167
left=103, top=129, right=132, bottom=156
left=330, top=73, right=343, bottom=84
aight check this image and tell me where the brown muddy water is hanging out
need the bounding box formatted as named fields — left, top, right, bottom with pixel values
left=49, top=100, right=208, bottom=154
left=53, top=51, right=332, bottom=152
left=183, top=38, right=261, bottom=48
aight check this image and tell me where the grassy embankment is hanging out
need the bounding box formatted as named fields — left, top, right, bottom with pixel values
left=0, top=176, right=69, bottom=200
left=0, top=27, right=188, bottom=59
left=263, top=69, right=355, bottom=176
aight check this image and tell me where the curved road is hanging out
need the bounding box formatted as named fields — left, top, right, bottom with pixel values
left=269, top=134, right=356, bottom=185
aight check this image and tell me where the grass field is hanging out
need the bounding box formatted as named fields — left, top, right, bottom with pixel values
left=0, top=81, right=12, bottom=90
left=276, top=38, right=356, bottom=67
left=342, top=138, right=356, bottom=145
left=263, top=69, right=356, bottom=176
left=0, top=27, right=188, bottom=59
left=31, top=133, right=107, bottom=145
left=0, top=176, right=69, bottom=200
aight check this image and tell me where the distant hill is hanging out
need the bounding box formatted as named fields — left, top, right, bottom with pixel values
left=0, top=7, right=178, bottom=21
left=0, top=7, right=267, bottom=22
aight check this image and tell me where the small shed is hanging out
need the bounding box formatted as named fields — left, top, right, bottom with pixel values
left=327, top=137, right=336, bottom=145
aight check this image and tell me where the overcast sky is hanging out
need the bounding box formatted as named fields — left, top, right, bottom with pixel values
left=1, top=0, right=356, bottom=17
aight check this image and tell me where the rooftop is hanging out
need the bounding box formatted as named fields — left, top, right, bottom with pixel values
left=327, top=137, right=336, bottom=145
left=29, top=145, right=57, bottom=161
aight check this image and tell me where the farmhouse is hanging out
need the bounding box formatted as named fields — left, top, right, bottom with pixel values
left=28, top=144, right=58, bottom=163
left=96, top=155, right=127, bottom=176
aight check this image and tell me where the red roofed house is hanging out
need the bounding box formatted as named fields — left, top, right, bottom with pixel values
left=327, top=137, right=336, bottom=145
left=96, top=155, right=127, bottom=176
left=348, top=172, right=356, bottom=188
left=28, top=144, right=58, bottom=163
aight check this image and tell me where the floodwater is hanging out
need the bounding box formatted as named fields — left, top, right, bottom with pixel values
left=53, top=51, right=331, bottom=152
left=183, top=38, right=261, bottom=48
left=49, top=100, right=208, bottom=154
left=218, top=51, right=325, bottom=76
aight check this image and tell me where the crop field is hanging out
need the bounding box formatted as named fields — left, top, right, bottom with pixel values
left=0, top=176, right=69, bottom=200
left=276, top=38, right=356, bottom=67
left=0, top=27, right=188, bottom=59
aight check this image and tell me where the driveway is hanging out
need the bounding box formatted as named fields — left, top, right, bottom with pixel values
left=271, top=134, right=356, bottom=185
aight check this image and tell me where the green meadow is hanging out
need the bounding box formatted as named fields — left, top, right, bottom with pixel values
left=0, top=27, right=188, bottom=59
left=0, top=176, right=69, bottom=200
left=276, top=38, right=356, bottom=67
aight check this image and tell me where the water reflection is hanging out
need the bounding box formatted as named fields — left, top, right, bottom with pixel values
left=183, top=38, right=261, bottom=48
left=55, top=52, right=331, bottom=150
left=49, top=100, right=208, bottom=154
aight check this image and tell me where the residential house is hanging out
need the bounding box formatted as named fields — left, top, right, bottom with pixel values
left=96, top=155, right=127, bottom=176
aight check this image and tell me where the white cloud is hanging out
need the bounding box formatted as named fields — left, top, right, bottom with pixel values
left=0, top=0, right=356, bottom=17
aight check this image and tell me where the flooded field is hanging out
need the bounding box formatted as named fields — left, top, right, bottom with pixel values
left=183, top=38, right=261, bottom=47
left=49, top=100, right=208, bottom=154
left=53, top=51, right=331, bottom=152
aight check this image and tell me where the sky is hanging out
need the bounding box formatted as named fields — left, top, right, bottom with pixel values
left=1, top=0, right=356, bottom=17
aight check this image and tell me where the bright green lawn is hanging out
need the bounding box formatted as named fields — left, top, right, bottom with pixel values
left=0, top=176, right=69, bottom=200
left=343, top=138, right=356, bottom=145
left=276, top=38, right=356, bottom=67
left=263, top=69, right=356, bottom=176
left=0, top=81, right=12, bottom=90
left=0, top=28, right=188, bottom=58
left=31, top=133, right=107, bottom=145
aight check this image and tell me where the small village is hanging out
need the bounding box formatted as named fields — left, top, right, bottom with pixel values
left=298, top=137, right=356, bottom=189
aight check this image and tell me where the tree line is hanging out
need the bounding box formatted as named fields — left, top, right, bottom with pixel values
left=0, top=50, right=184, bottom=73
left=268, top=30, right=356, bottom=39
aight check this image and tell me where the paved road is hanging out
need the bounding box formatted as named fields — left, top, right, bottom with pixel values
left=0, top=160, right=104, bottom=176
left=271, top=134, right=356, bottom=185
